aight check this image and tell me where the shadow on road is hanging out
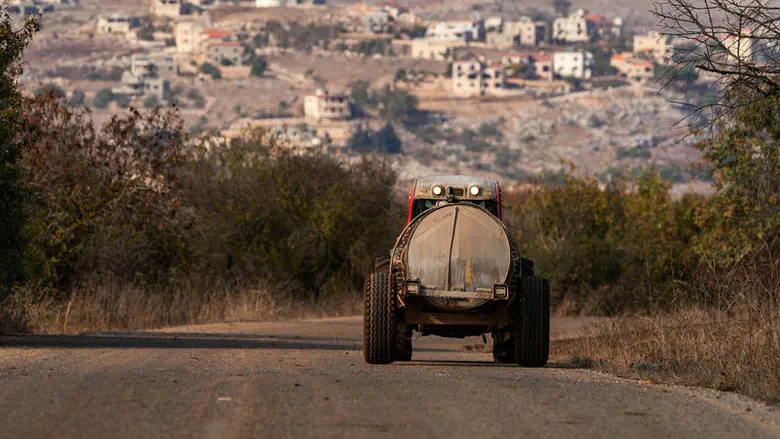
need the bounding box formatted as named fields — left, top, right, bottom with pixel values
left=0, top=333, right=464, bottom=353
left=397, top=359, right=588, bottom=369
left=0, top=333, right=362, bottom=351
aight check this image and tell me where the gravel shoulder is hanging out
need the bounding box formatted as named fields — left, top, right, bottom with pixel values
left=2, top=316, right=779, bottom=438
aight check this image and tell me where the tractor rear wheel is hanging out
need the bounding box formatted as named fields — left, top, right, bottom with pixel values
left=513, top=276, right=550, bottom=367
left=363, top=271, right=397, bottom=364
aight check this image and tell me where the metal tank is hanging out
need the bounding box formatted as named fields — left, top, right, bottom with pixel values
left=400, top=203, right=513, bottom=311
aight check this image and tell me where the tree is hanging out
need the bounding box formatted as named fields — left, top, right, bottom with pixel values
left=374, top=123, right=402, bottom=154
left=144, top=95, right=160, bottom=108
left=394, top=67, right=407, bottom=83
left=652, top=0, right=780, bottom=123
left=93, top=88, right=115, bottom=109
left=250, top=56, right=268, bottom=77
left=35, top=83, right=65, bottom=99
left=375, top=85, right=419, bottom=122
left=553, top=0, right=571, bottom=16
left=199, top=62, right=222, bottom=80
left=348, top=125, right=374, bottom=151
left=69, top=89, right=86, bottom=107
left=350, top=80, right=371, bottom=110
left=0, top=11, right=38, bottom=298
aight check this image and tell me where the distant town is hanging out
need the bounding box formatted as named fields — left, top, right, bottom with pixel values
left=10, top=0, right=759, bottom=189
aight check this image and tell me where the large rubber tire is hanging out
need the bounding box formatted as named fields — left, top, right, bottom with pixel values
left=394, top=322, right=413, bottom=361
left=363, top=271, right=396, bottom=364
left=513, top=276, right=550, bottom=367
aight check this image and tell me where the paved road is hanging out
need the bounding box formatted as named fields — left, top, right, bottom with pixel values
left=1, top=317, right=779, bottom=439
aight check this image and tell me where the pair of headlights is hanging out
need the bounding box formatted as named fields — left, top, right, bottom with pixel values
left=432, top=185, right=482, bottom=197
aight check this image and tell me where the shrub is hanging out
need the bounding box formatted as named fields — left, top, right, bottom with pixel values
left=348, top=123, right=403, bottom=154
left=200, top=62, right=222, bottom=80
left=504, top=170, right=701, bottom=314
left=92, top=88, right=115, bottom=108
left=69, top=89, right=86, bottom=107
left=143, top=95, right=160, bottom=108
left=250, top=56, right=268, bottom=77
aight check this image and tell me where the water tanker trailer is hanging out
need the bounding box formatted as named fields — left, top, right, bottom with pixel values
left=364, top=175, right=550, bottom=366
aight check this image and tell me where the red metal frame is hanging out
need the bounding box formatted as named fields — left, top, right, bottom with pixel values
left=407, top=180, right=417, bottom=224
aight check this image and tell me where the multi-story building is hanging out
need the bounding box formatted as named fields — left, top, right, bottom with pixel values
left=552, top=10, right=592, bottom=43
left=175, top=18, right=208, bottom=53
left=426, top=19, right=484, bottom=42
left=96, top=14, right=140, bottom=34
left=502, top=52, right=533, bottom=67
left=114, top=71, right=170, bottom=100
left=365, top=9, right=392, bottom=33
left=131, top=53, right=178, bottom=79
left=152, top=0, right=183, bottom=18
left=553, top=50, right=594, bottom=79
left=206, top=42, right=244, bottom=66
left=452, top=58, right=505, bottom=97
left=721, top=28, right=761, bottom=65
left=304, top=89, right=352, bottom=120
left=611, top=52, right=654, bottom=83
left=487, top=17, right=547, bottom=48
left=584, top=14, right=623, bottom=39
left=532, top=54, right=554, bottom=81
left=411, top=39, right=463, bottom=61
left=633, top=32, right=672, bottom=64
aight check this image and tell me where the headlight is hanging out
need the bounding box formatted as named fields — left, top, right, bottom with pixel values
left=432, top=185, right=444, bottom=196
left=469, top=185, right=481, bottom=196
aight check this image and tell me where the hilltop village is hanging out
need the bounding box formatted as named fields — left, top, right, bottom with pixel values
left=14, top=0, right=724, bottom=189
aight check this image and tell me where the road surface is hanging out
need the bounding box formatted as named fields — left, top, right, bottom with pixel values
left=1, top=317, right=779, bottom=438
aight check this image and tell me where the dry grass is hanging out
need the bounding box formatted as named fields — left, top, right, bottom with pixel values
left=0, top=279, right=362, bottom=335
left=552, top=308, right=780, bottom=403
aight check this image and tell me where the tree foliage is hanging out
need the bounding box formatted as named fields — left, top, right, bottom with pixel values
left=0, top=11, right=38, bottom=298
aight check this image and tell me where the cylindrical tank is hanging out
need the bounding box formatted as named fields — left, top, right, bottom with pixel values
left=401, top=203, right=512, bottom=311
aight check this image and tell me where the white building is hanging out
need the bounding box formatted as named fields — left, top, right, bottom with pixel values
left=152, top=0, right=183, bottom=18
left=256, top=0, right=285, bottom=6
left=552, top=9, right=592, bottom=43
left=426, top=19, right=484, bottom=42
left=131, top=52, right=177, bottom=79
left=96, top=14, right=140, bottom=34
left=452, top=58, right=505, bottom=97
left=487, top=17, right=547, bottom=48
left=633, top=32, right=672, bottom=64
left=365, top=9, right=392, bottom=33
left=553, top=51, right=594, bottom=79
left=175, top=19, right=206, bottom=53
left=304, top=89, right=351, bottom=120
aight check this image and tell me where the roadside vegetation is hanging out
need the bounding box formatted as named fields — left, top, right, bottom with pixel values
left=1, top=6, right=779, bottom=403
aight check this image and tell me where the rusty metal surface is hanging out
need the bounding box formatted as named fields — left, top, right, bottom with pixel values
left=404, top=203, right=511, bottom=311
left=413, top=175, right=498, bottom=201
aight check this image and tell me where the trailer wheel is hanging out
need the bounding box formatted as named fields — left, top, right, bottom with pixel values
left=513, top=276, right=550, bottom=367
left=363, top=271, right=397, bottom=364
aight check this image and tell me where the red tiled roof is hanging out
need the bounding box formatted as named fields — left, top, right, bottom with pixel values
left=533, top=54, right=552, bottom=62
left=503, top=52, right=532, bottom=58
left=584, top=14, right=609, bottom=24
left=201, top=29, right=232, bottom=38
left=208, top=41, right=241, bottom=47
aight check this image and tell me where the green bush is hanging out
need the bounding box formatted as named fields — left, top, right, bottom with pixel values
left=200, top=62, right=222, bottom=80
left=92, top=88, right=115, bottom=109
left=0, top=12, right=38, bottom=299
left=504, top=171, right=701, bottom=314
